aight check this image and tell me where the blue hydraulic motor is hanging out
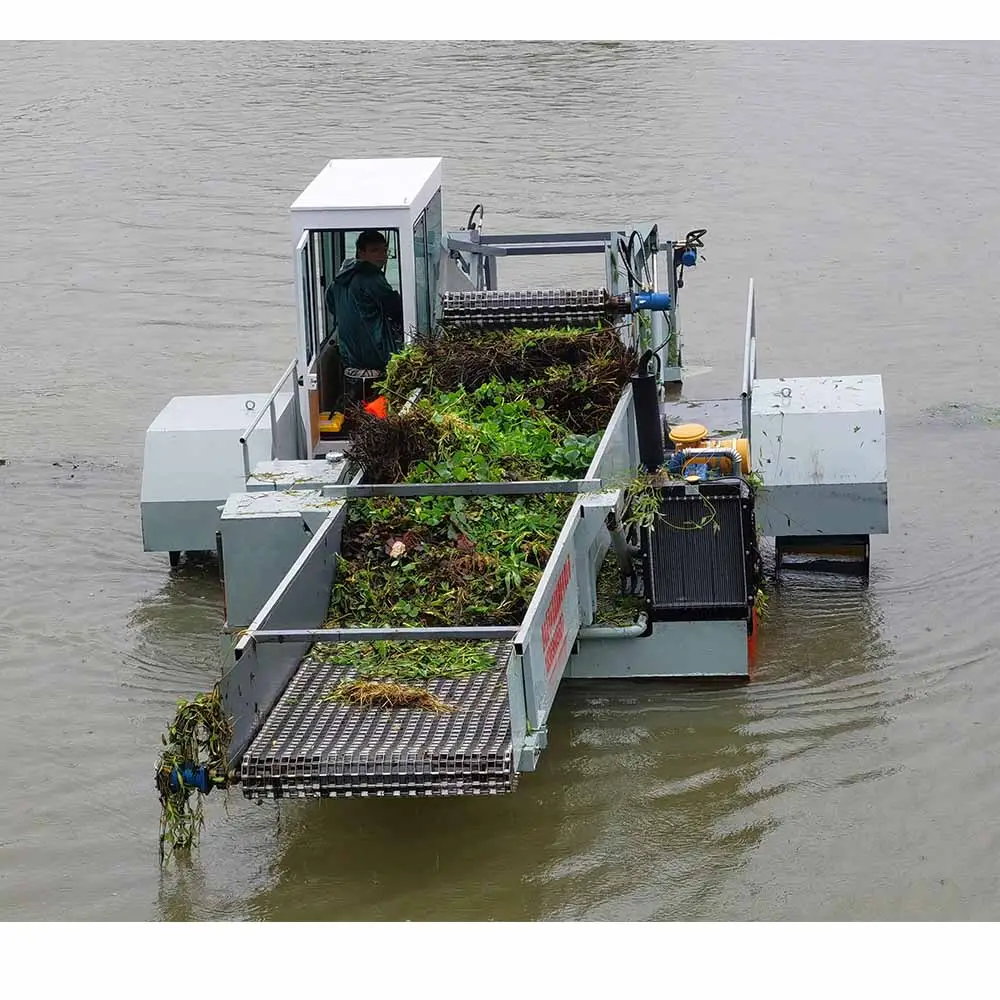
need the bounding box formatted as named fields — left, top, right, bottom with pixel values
left=164, top=764, right=217, bottom=795
left=621, top=290, right=672, bottom=313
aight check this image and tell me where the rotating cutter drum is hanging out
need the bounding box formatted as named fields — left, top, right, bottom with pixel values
left=438, top=288, right=613, bottom=331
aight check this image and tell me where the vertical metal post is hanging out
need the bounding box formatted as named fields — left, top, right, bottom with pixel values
left=631, top=356, right=664, bottom=474
left=667, top=249, right=680, bottom=370
left=268, top=398, right=277, bottom=460
left=291, top=360, right=305, bottom=459
left=628, top=233, right=639, bottom=349
left=741, top=278, right=756, bottom=441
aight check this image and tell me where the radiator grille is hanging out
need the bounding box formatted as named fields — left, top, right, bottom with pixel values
left=646, top=487, right=749, bottom=616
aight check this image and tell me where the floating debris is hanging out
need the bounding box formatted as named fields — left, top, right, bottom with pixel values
left=923, top=401, right=1000, bottom=427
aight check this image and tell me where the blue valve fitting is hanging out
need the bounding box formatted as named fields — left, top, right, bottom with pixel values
left=631, top=290, right=672, bottom=312
left=681, top=248, right=697, bottom=267
left=168, top=764, right=213, bottom=794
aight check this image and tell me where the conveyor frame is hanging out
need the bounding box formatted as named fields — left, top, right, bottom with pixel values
left=219, top=387, right=641, bottom=794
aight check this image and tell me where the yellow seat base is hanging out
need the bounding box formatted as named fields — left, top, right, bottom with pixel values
left=319, top=411, right=345, bottom=434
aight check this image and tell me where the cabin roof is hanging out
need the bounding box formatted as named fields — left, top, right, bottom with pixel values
left=290, top=157, right=442, bottom=212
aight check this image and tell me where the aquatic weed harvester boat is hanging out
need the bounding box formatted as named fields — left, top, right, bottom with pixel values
left=140, top=159, right=889, bottom=854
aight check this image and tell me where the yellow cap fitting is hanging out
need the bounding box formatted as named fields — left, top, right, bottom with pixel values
left=668, top=422, right=709, bottom=446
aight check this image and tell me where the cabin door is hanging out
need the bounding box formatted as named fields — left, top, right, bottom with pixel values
left=295, top=231, right=323, bottom=452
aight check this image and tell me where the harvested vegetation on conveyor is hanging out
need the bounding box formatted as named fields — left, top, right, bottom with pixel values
left=316, top=324, right=638, bottom=700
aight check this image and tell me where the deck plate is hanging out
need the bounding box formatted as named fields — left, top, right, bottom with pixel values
left=662, top=396, right=744, bottom=439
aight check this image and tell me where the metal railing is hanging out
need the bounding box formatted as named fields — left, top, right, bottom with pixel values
left=239, top=358, right=302, bottom=479
left=740, top=279, right=758, bottom=441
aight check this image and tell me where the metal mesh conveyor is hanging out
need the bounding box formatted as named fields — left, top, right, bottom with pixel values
left=438, top=288, right=612, bottom=330
left=239, top=642, right=516, bottom=798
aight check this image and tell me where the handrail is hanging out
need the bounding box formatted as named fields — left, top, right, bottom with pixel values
left=239, top=357, right=300, bottom=479
left=740, top=278, right=757, bottom=440
left=243, top=626, right=519, bottom=643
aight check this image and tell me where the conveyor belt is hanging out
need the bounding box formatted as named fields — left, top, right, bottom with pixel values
left=439, top=288, right=611, bottom=330
left=239, top=642, right=516, bottom=798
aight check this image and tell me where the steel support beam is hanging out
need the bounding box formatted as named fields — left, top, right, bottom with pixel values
left=320, top=479, right=602, bottom=499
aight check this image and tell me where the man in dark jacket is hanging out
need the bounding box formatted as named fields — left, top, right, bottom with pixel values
left=326, top=230, right=404, bottom=404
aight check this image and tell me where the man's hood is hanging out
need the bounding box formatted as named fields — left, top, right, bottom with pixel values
left=333, top=258, right=381, bottom=286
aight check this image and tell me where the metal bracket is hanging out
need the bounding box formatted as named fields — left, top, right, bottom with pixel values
left=518, top=728, right=548, bottom=772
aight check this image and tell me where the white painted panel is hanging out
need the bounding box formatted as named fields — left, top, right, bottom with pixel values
left=141, top=393, right=294, bottom=503
left=291, top=157, right=442, bottom=212
left=751, top=375, right=887, bottom=486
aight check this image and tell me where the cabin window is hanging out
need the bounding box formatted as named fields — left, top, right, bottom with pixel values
left=413, top=210, right=431, bottom=335
left=299, top=233, right=320, bottom=366
left=425, top=187, right=442, bottom=322
left=412, top=188, right=443, bottom=336
left=313, top=229, right=403, bottom=347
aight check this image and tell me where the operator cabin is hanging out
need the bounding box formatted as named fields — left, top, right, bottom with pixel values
left=291, top=157, right=444, bottom=440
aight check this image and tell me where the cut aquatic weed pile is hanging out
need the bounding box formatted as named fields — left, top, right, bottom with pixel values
left=348, top=323, right=635, bottom=486
left=380, top=324, right=635, bottom=433
left=315, top=492, right=573, bottom=695
left=349, top=378, right=603, bottom=485
left=326, top=492, right=573, bottom=630
left=314, top=638, right=497, bottom=679
left=347, top=404, right=441, bottom=484
left=315, top=639, right=499, bottom=713
left=324, top=679, right=453, bottom=713
left=322, top=323, right=634, bottom=698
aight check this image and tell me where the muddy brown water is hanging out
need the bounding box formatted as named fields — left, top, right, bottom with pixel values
left=3, top=41, right=1000, bottom=920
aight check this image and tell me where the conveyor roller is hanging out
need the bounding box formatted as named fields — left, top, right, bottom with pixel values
left=439, top=288, right=610, bottom=330
left=438, top=288, right=671, bottom=331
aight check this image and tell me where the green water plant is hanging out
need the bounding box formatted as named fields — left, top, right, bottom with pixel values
left=349, top=378, right=604, bottom=485
left=313, top=639, right=497, bottom=681
left=155, top=687, right=233, bottom=864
